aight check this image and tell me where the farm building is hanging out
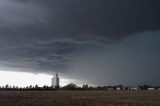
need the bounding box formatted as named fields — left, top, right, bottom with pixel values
left=148, top=88, right=155, bottom=90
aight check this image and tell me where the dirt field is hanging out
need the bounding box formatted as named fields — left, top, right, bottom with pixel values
left=0, top=91, right=160, bottom=106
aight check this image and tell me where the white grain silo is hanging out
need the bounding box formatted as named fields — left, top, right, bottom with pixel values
left=51, top=73, right=60, bottom=88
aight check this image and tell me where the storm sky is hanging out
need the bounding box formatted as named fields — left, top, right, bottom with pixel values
left=0, top=0, right=160, bottom=86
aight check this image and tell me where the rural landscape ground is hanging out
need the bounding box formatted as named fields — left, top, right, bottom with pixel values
left=0, top=91, right=160, bottom=106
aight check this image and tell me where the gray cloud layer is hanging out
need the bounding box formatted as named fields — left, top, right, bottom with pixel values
left=0, top=0, right=160, bottom=85
left=2, top=0, right=160, bottom=39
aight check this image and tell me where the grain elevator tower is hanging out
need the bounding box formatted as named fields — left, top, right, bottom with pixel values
left=51, top=73, right=60, bottom=88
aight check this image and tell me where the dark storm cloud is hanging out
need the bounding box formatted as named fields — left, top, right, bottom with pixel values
left=32, top=0, right=160, bottom=39
left=69, top=33, right=160, bottom=86
left=4, top=0, right=160, bottom=40
left=0, top=0, right=160, bottom=85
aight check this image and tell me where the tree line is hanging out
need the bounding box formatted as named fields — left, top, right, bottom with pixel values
left=0, top=83, right=160, bottom=91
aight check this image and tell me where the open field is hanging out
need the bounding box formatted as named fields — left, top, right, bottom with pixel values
left=0, top=91, right=160, bottom=106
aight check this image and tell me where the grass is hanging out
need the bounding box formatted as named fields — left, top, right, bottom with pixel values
left=0, top=91, right=160, bottom=106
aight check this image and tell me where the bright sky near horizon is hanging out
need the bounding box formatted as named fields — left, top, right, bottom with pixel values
left=0, top=71, right=71, bottom=87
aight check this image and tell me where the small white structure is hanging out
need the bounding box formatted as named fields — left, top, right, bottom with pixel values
left=158, top=88, right=160, bottom=91
left=116, top=87, right=121, bottom=91
left=51, top=73, right=60, bottom=88
left=148, top=88, right=155, bottom=91
left=131, top=88, right=138, bottom=91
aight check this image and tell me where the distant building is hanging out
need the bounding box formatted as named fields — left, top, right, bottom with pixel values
left=51, top=73, right=60, bottom=88
left=148, top=88, right=155, bottom=91
left=130, top=87, right=138, bottom=91
left=116, top=87, right=121, bottom=91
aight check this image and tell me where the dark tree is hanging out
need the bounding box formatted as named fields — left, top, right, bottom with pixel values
left=62, top=83, right=78, bottom=90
